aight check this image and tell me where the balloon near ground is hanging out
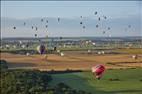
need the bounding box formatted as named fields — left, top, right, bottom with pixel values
left=36, top=45, right=46, bottom=54
left=92, top=64, right=105, bottom=80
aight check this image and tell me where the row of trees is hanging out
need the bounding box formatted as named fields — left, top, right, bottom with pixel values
left=0, top=60, right=91, bottom=94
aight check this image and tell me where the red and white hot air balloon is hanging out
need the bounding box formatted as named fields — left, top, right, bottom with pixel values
left=92, top=64, right=105, bottom=80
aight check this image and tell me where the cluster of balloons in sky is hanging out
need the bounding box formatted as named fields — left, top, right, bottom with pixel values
left=13, top=17, right=61, bottom=38
left=79, top=11, right=111, bottom=34
left=12, top=11, right=133, bottom=38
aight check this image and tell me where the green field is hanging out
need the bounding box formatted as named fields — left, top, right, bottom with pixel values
left=49, top=68, right=142, bottom=94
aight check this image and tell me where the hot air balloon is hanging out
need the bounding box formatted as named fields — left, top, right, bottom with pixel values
left=35, top=34, right=37, bottom=37
left=60, top=52, right=64, bottom=57
left=46, top=20, right=48, bottom=23
left=57, top=50, right=60, bottom=53
left=132, top=55, right=138, bottom=60
left=80, top=22, right=83, bottom=25
left=13, top=45, right=16, bottom=49
left=37, top=45, right=46, bottom=55
left=96, top=24, right=99, bottom=28
left=128, top=25, right=131, bottom=28
left=92, top=42, right=96, bottom=46
left=94, top=11, right=97, bottom=15
left=103, top=16, right=107, bottom=19
left=58, top=17, right=60, bottom=22
left=53, top=47, right=57, bottom=51
left=41, top=19, right=44, bottom=22
left=97, top=51, right=101, bottom=55
left=45, top=25, right=48, bottom=28
left=24, top=22, right=26, bottom=26
left=19, top=41, right=22, bottom=45
left=35, top=27, right=38, bottom=31
left=92, top=64, right=105, bottom=80
left=6, top=44, right=10, bottom=49
left=125, top=25, right=131, bottom=32
left=21, top=45, right=26, bottom=49
left=98, top=17, right=101, bottom=21
left=83, top=26, right=86, bottom=29
left=26, top=52, right=30, bottom=56
left=103, top=31, right=106, bottom=34
left=109, top=34, right=112, bottom=37
left=26, top=44, right=29, bottom=48
left=38, top=39, right=41, bottom=42
left=13, top=26, right=16, bottom=29
left=101, top=51, right=105, bottom=54
left=108, top=27, right=110, bottom=30
left=87, top=50, right=91, bottom=54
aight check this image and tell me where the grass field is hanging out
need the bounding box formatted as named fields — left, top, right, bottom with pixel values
left=49, top=68, right=142, bottom=94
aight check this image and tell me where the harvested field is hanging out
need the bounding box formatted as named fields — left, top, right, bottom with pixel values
left=1, top=52, right=142, bottom=71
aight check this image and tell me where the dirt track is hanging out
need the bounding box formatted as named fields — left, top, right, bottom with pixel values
left=1, top=52, right=142, bottom=71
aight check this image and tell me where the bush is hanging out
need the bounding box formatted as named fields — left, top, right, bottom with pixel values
left=1, top=69, right=91, bottom=94
left=1, top=69, right=52, bottom=94
left=0, top=60, right=91, bottom=94
left=0, top=60, right=8, bottom=71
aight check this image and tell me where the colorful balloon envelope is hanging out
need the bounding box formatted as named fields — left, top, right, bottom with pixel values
left=92, top=64, right=105, bottom=80
left=37, top=45, right=46, bottom=54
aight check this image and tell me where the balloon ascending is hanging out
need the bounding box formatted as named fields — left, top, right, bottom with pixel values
left=80, top=22, right=83, bottom=25
left=58, top=17, right=60, bottom=22
left=35, top=34, right=37, bottom=37
left=94, top=11, right=97, bottom=15
left=24, top=22, right=26, bottom=26
left=96, top=24, right=99, bottom=28
left=108, top=27, right=110, bottom=30
left=45, top=25, right=48, bottom=28
left=41, top=19, right=44, bottom=22
left=103, top=31, right=106, bottom=34
left=98, top=17, right=101, bottom=21
left=103, top=16, right=107, bottom=19
left=35, top=27, right=38, bottom=31
left=92, top=64, right=105, bottom=80
left=46, top=20, right=48, bottom=23
left=83, top=26, right=86, bottom=29
left=13, top=27, right=16, bottom=29
left=128, top=25, right=131, bottom=28
left=37, top=45, right=46, bottom=55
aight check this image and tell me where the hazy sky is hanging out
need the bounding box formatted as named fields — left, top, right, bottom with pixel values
left=1, top=1, right=142, bottom=37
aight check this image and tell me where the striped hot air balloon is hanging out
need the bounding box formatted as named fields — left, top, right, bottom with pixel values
left=92, top=64, right=105, bottom=80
